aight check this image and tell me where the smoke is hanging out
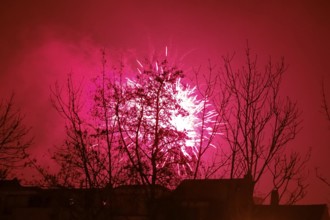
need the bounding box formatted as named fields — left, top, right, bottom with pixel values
left=1, top=0, right=330, bottom=203
left=0, top=25, right=101, bottom=159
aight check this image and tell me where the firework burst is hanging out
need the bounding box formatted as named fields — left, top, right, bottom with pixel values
left=129, top=48, right=218, bottom=172
left=93, top=48, right=218, bottom=179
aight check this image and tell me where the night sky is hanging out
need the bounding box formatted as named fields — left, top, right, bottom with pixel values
left=1, top=0, right=330, bottom=204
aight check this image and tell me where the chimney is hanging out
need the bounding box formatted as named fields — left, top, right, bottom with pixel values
left=270, top=189, right=279, bottom=206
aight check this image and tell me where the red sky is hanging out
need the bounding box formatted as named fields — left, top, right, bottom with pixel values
left=1, top=0, right=330, bottom=204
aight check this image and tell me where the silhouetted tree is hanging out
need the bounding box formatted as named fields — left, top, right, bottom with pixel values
left=217, top=47, right=306, bottom=204
left=191, top=62, right=225, bottom=179
left=113, top=57, right=195, bottom=189
left=39, top=52, right=219, bottom=220
left=50, top=75, right=103, bottom=188
left=46, top=74, right=115, bottom=220
left=268, top=149, right=310, bottom=204
left=316, top=79, right=330, bottom=188
left=90, top=51, right=127, bottom=187
left=0, top=94, right=31, bottom=179
left=321, top=79, right=330, bottom=124
left=46, top=51, right=212, bottom=191
left=93, top=50, right=116, bottom=187
left=43, top=47, right=308, bottom=206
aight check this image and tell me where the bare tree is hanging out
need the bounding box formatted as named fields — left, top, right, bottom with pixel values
left=46, top=73, right=116, bottom=219
left=268, top=150, right=310, bottom=204
left=191, top=61, right=226, bottom=179
left=91, top=52, right=225, bottom=193
left=113, top=57, right=195, bottom=189
left=99, top=50, right=114, bottom=186
left=45, top=51, right=203, bottom=190
left=321, top=79, right=330, bottom=123
left=50, top=74, right=103, bottom=188
left=218, top=47, right=305, bottom=203
left=316, top=79, right=330, bottom=187
left=91, top=50, right=127, bottom=187
left=46, top=53, right=126, bottom=189
left=0, top=94, right=31, bottom=179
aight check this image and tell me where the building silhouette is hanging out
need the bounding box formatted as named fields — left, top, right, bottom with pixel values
left=0, top=176, right=329, bottom=220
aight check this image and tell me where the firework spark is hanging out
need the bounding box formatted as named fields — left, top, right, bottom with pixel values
left=129, top=52, right=218, bottom=165
left=96, top=49, right=218, bottom=177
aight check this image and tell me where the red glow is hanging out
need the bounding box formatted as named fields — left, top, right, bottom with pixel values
left=1, top=0, right=330, bottom=205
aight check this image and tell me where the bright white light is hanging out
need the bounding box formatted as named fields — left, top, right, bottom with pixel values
left=127, top=62, right=217, bottom=163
